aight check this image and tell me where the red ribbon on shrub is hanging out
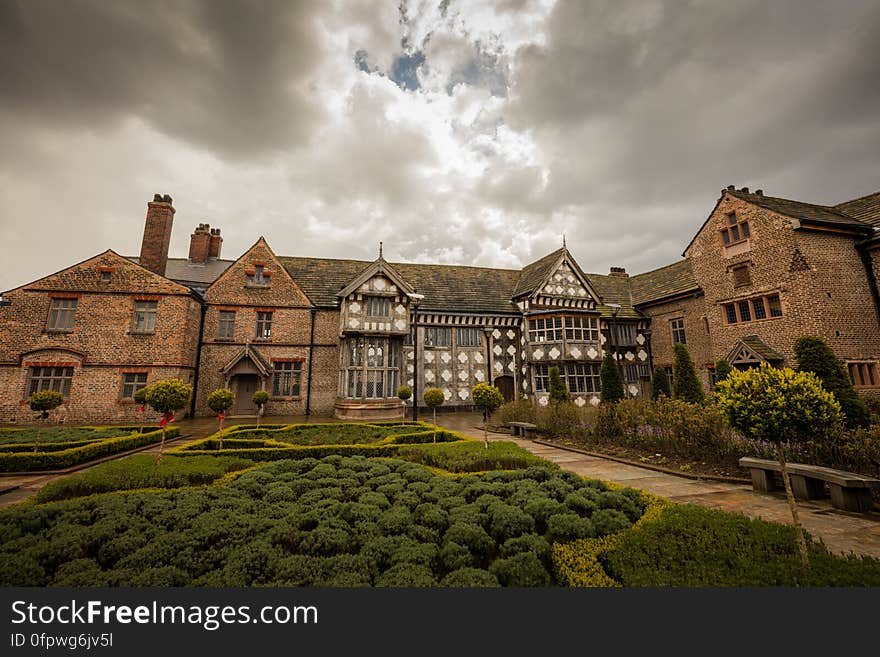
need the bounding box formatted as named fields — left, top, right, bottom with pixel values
left=138, top=404, right=145, bottom=414
left=217, top=411, right=226, bottom=421
left=159, top=412, right=174, bottom=427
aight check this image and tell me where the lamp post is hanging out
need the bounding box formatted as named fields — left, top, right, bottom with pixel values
left=409, top=294, right=424, bottom=421
left=606, top=303, right=624, bottom=397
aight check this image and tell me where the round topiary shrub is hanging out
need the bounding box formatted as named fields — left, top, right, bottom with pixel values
left=592, top=508, right=633, bottom=536
left=440, top=567, right=500, bottom=587
left=443, top=522, right=495, bottom=558
left=377, top=505, right=413, bottom=535
left=375, top=563, right=437, bottom=587
left=489, top=504, right=535, bottom=541
left=488, top=552, right=552, bottom=587
left=564, top=491, right=598, bottom=516
left=439, top=540, right=475, bottom=571
left=500, top=534, right=552, bottom=565
left=546, top=513, right=595, bottom=543
left=298, top=525, right=353, bottom=557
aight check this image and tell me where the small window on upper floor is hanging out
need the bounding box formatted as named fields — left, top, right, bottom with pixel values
left=720, top=212, right=750, bottom=245
left=247, top=265, right=270, bottom=287
left=847, top=362, right=878, bottom=388
left=670, top=318, right=686, bottom=345
left=100, top=270, right=112, bottom=282
left=47, top=298, right=77, bottom=332
left=132, top=300, right=158, bottom=334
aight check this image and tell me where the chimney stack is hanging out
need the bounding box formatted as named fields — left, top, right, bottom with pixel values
left=208, top=227, right=223, bottom=259
left=189, top=223, right=211, bottom=263
left=755, top=189, right=763, bottom=196
left=609, top=266, right=628, bottom=278
left=740, top=186, right=749, bottom=194
left=139, top=194, right=175, bottom=276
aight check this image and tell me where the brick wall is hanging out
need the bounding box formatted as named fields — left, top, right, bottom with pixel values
left=641, top=293, right=712, bottom=388
left=686, top=191, right=880, bottom=370
left=0, top=251, right=200, bottom=423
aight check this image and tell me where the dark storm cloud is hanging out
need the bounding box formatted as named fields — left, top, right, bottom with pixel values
left=0, top=0, right=325, bottom=158
left=508, top=0, right=880, bottom=212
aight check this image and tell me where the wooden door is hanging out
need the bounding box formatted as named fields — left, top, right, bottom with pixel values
left=494, top=376, right=514, bottom=403
left=233, top=375, right=260, bottom=414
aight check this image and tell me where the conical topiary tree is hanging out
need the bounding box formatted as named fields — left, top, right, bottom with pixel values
left=651, top=366, right=671, bottom=400
left=794, top=336, right=870, bottom=429
left=600, top=353, right=624, bottom=403
left=714, top=359, right=733, bottom=386
left=423, top=387, right=445, bottom=442
left=144, top=379, right=192, bottom=463
left=716, top=364, right=842, bottom=566
left=207, top=388, right=235, bottom=449
left=672, top=343, right=704, bottom=403
left=548, top=366, right=571, bottom=405
left=28, top=390, right=65, bottom=453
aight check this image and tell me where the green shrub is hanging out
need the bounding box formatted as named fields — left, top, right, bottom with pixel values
left=397, top=386, right=412, bottom=402
left=651, top=366, right=671, bottom=400
left=0, top=427, right=178, bottom=472
left=207, top=388, right=235, bottom=414
left=36, top=454, right=255, bottom=502
left=600, top=353, right=624, bottom=403
left=601, top=504, right=880, bottom=586
left=375, top=563, right=437, bottom=587
left=29, top=390, right=65, bottom=415
left=548, top=366, right=570, bottom=404
left=489, top=552, right=552, bottom=587
left=440, top=567, right=499, bottom=587
left=546, top=513, right=595, bottom=543
left=396, top=441, right=547, bottom=473
left=672, top=343, right=704, bottom=403
left=714, top=359, right=732, bottom=385
left=795, top=336, right=870, bottom=429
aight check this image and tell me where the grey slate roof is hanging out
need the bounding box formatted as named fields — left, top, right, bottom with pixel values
left=835, top=190, right=880, bottom=228
left=584, top=273, right=641, bottom=319
left=630, top=260, right=700, bottom=306
left=740, top=335, right=784, bottom=362
left=512, top=248, right=564, bottom=298
left=729, top=190, right=873, bottom=231
left=280, top=256, right=522, bottom=314
left=128, top=257, right=235, bottom=288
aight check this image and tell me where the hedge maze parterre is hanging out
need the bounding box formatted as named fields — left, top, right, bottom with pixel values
left=0, top=426, right=179, bottom=472
left=1, top=422, right=877, bottom=587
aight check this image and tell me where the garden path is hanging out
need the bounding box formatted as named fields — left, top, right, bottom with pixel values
left=435, top=412, right=880, bottom=559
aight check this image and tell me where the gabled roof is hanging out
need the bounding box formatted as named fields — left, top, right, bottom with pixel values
left=728, top=189, right=873, bottom=232
left=130, top=257, right=235, bottom=287
left=336, top=256, right=416, bottom=299
left=834, top=190, right=880, bottom=228
left=280, top=257, right=522, bottom=314
left=220, top=343, right=272, bottom=377
left=512, top=248, right=564, bottom=298
left=630, top=260, right=700, bottom=306
left=727, top=335, right=784, bottom=365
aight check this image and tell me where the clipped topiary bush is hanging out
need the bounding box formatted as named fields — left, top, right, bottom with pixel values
left=795, top=336, right=870, bottom=429
left=672, top=343, right=704, bottom=403
left=600, top=353, right=624, bottom=403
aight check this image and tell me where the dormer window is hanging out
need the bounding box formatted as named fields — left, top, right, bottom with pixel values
left=721, top=212, right=750, bottom=245
left=247, top=264, right=270, bottom=287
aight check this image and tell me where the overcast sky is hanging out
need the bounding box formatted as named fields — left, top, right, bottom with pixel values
left=1, top=0, right=879, bottom=293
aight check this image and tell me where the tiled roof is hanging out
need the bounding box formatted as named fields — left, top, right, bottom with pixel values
left=128, top=257, right=235, bottom=287
left=584, top=273, right=641, bottom=319
left=729, top=190, right=872, bottom=230
left=280, top=257, right=522, bottom=314
left=740, top=335, right=784, bottom=362
left=835, top=190, right=880, bottom=228
left=630, top=260, right=699, bottom=306
left=512, top=248, right=564, bottom=298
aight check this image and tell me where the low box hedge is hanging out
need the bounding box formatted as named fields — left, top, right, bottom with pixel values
left=0, top=427, right=179, bottom=472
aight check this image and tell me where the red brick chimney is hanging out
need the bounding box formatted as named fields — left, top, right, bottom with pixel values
left=188, top=223, right=211, bottom=263
left=208, top=227, right=223, bottom=259
left=139, top=194, right=175, bottom=276
left=609, top=266, right=628, bottom=278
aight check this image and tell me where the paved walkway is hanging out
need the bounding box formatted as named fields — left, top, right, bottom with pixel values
left=2, top=413, right=879, bottom=559
left=434, top=413, right=880, bottom=559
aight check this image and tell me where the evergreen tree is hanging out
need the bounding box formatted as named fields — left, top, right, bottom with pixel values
left=672, top=343, right=705, bottom=403
left=651, top=366, right=671, bottom=400
left=714, top=359, right=733, bottom=385
left=794, top=336, right=869, bottom=428
left=600, top=353, right=625, bottom=403
left=548, top=366, right=571, bottom=404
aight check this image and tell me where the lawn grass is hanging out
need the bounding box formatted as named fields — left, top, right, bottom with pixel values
left=396, top=440, right=549, bottom=473
left=226, top=423, right=420, bottom=445
left=35, top=454, right=256, bottom=503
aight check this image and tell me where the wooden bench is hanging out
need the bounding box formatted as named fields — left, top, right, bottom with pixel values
left=739, top=457, right=879, bottom=513
left=508, top=422, right=538, bottom=439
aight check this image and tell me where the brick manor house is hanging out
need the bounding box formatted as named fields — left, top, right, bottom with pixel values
left=2, top=186, right=879, bottom=423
